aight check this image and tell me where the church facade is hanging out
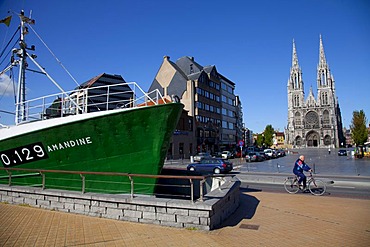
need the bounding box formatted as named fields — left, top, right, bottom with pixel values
left=285, top=36, right=345, bottom=148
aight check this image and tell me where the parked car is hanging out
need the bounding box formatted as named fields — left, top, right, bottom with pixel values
left=193, top=152, right=212, bottom=162
left=211, top=152, right=222, bottom=158
left=277, top=149, right=286, bottom=157
left=259, top=151, right=270, bottom=160
left=245, top=152, right=264, bottom=162
left=221, top=151, right=234, bottom=159
left=264, top=149, right=277, bottom=159
left=187, top=158, right=233, bottom=174
left=338, top=149, right=347, bottom=156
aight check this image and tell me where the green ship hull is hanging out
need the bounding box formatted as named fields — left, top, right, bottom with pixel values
left=0, top=103, right=183, bottom=194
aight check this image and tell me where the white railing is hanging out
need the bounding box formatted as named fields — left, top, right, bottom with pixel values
left=15, top=82, right=166, bottom=124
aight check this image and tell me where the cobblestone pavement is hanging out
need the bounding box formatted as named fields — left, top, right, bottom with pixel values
left=1, top=191, right=369, bottom=247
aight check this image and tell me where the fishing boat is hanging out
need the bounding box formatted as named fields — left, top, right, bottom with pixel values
left=0, top=11, right=183, bottom=194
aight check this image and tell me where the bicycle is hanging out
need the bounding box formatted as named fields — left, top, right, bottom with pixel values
left=284, top=172, right=326, bottom=196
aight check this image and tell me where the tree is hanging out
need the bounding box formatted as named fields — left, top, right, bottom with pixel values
left=256, top=134, right=264, bottom=147
left=263, top=125, right=275, bottom=147
left=350, top=110, right=368, bottom=146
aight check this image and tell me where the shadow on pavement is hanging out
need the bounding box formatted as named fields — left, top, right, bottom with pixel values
left=216, top=192, right=260, bottom=229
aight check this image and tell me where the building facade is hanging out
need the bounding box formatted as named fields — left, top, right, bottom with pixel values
left=285, top=36, right=345, bottom=148
left=235, top=95, right=244, bottom=144
left=149, top=56, right=241, bottom=158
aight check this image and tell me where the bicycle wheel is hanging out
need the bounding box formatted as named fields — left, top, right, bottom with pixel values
left=284, top=177, right=300, bottom=194
left=308, top=179, right=326, bottom=196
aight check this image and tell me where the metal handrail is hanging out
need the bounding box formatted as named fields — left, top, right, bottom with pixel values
left=15, top=82, right=167, bottom=124
left=0, top=167, right=210, bottom=202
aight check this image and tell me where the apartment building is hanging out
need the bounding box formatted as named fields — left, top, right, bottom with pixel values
left=149, top=56, right=241, bottom=158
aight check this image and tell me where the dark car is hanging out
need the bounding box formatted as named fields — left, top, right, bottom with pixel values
left=211, top=152, right=223, bottom=158
left=187, top=158, right=233, bottom=174
left=259, top=151, right=270, bottom=160
left=338, top=149, right=347, bottom=156
left=245, top=152, right=264, bottom=162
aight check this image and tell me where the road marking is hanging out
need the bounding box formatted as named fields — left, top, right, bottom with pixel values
left=333, top=186, right=356, bottom=189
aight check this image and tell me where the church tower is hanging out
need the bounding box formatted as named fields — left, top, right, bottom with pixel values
left=286, top=40, right=305, bottom=146
left=285, top=36, right=344, bottom=148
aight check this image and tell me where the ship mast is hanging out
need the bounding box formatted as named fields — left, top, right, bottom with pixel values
left=15, top=10, right=31, bottom=124
left=12, top=10, right=82, bottom=124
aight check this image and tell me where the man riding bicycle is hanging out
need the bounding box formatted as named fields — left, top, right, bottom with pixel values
left=293, top=155, right=313, bottom=190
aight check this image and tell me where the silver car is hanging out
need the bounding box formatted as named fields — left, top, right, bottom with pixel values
left=193, top=152, right=211, bottom=162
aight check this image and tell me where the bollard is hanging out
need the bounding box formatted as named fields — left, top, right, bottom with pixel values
left=190, top=156, right=194, bottom=163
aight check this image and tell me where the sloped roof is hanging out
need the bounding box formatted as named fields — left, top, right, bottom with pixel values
left=187, top=71, right=202, bottom=81
left=78, top=73, right=126, bottom=89
left=176, top=56, right=203, bottom=75
left=79, top=73, right=104, bottom=88
left=203, top=65, right=215, bottom=74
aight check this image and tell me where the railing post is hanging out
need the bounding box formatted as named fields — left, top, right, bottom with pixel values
left=129, top=176, right=134, bottom=199
left=189, top=179, right=194, bottom=203
left=80, top=174, right=85, bottom=194
left=5, top=170, right=11, bottom=186
left=106, top=86, right=110, bottom=110
left=41, top=172, right=45, bottom=190
left=199, top=178, right=205, bottom=202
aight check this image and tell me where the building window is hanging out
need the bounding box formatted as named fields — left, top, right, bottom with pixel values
left=293, top=95, right=300, bottom=107
left=321, top=92, right=328, bottom=105
left=324, top=135, right=331, bottom=145
left=188, top=119, right=193, bottom=131
left=294, top=74, right=299, bottom=89
left=323, top=110, right=330, bottom=125
left=305, top=111, right=320, bottom=129
left=294, top=112, right=301, bottom=127
left=222, top=95, right=227, bottom=103
left=295, top=136, right=302, bottom=146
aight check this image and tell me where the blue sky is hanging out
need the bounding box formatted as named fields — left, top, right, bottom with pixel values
left=1, top=0, right=369, bottom=133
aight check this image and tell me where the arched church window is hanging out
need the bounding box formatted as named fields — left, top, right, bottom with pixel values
left=305, top=111, right=319, bottom=129
left=294, top=74, right=299, bottom=89
left=323, top=110, right=330, bottom=125
left=321, top=72, right=326, bottom=86
left=321, top=92, right=329, bottom=105
left=324, top=135, right=331, bottom=145
left=295, top=136, right=302, bottom=146
left=293, top=95, right=300, bottom=107
left=294, top=112, right=301, bottom=127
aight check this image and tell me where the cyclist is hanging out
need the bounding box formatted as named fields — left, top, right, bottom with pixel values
left=293, top=155, right=313, bottom=190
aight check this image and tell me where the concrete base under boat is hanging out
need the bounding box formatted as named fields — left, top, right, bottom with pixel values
left=0, top=176, right=240, bottom=230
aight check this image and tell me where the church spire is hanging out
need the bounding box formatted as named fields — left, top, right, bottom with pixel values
left=288, top=39, right=303, bottom=91
left=317, top=35, right=332, bottom=88
left=292, top=39, right=299, bottom=68
left=319, top=34, right=327, bottom=67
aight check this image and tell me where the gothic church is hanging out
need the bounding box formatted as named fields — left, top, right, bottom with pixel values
left=285, top=36, right=345, bottom=148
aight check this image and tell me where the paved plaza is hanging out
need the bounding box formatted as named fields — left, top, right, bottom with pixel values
left=1, top=190, right=369, bottom=246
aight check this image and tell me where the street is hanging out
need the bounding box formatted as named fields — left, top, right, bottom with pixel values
left=164, top=148, right=370, bottom=199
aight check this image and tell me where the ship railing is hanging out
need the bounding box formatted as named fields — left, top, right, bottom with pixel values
left=15, top=82, right=167, bottom=124
left=0, top=167, right=228, bottom=203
